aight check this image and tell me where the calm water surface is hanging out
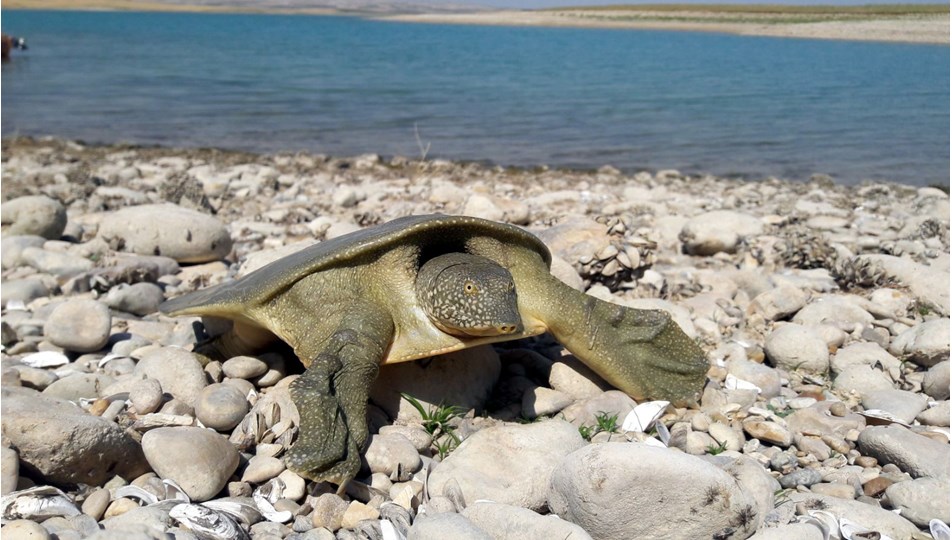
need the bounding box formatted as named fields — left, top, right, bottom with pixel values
left=2, top=10, right=949, bottom=185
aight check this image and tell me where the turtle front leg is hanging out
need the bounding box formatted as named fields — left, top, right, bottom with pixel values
left=519, top=266, right=709, bottom=406
left=286, top=308, right=393, bottom=489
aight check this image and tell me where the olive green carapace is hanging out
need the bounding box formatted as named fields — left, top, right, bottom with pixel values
left=160, top=214, right=709, bottom=487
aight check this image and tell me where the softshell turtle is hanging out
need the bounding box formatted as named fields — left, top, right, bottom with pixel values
left=160, top=214, right=708, bottom=486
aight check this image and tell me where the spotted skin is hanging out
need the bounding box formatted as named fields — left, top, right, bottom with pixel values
left=416, top=253, right=521, bottom=337
left=159, top=215, right=709, bottom=488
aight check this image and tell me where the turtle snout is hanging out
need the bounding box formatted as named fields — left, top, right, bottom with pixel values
left=497, top=322, right=521, bottom=335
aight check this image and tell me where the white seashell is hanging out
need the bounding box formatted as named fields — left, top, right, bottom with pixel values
left=97, top=353, right=128, bottom=368
left=379, top=502, right=411, bottom=538
left=859, top=409, right=908, bottom=427
left=621, top=401, right=669, bottom=433
left=164, top=479, right=191, bottom=502
left=840, top=516, right=894, bottom=540
left=596, top=244, right=618, bottom=261
left=115, top=485, right=159, bottom=505
left=381, top=519, right=407, bottom=540
left=624, top=246, right=641, bottom=268
left=925, top=427, right=951, bottom=443
left=21, top=351, right=70, bottom=368
left=253, top=480, right=291, bottom=523
left=202, top=500, right=263, bottom=526
left=1, top=486, right=80, bottom=522
left=930, top=519, right=950, bottom=540
left=5, top=300, right=27, bottom=311
left=616, top=250, right=631, bottom=268
left=600, top=259, right=619, bottom=277
left=798, top=510, right=834, bottom=540
left=642, top=437, right=667, bottom=448
left=725, top=374, right=762, bottom=393
left=170, top=503, right=250, bottom=540
left=655, top=422, right=671, bottom=446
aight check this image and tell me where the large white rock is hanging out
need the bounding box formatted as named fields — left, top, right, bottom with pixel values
left=792, top=295, right=874, bottom=328
left=854, top=254, right=950, bottom=316
left=141, top=427, right=239, bottom=502
left=889, top=319, right=950, bottom=368
left=884, top=477, right=951, bottom=528
left=783, top=493, right=920, bottom=540
left=764, top=324, right=830, bottom=374
left=0, top=195, right=67, bottom=239
left=427, top=420, right=585, bottom=511
left=370, top=346, right=500, bottom=421
left=462, top=502, right=592, bottom=540
left=548, top=442, right=761, bottom=539
left=1, top=387, right=148, bottom=486
left=98, top=203, right=232, bottom=263
left=857, top=425, right=950, bottom=480
left=679, top=210, right=763, bottom=256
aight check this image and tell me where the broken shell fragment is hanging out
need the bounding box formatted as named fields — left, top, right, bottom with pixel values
left=1, top=486, right=80, bottom=522
left=170, top=503, right=250, bottom=540
left=202, top=498, right=263, bottom=526
left=621, top=400, right=670, bottom=433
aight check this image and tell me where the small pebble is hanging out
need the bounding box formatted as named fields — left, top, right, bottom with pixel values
left=81, top=488, right=111, bottom=520
left=241, top=455, right=285, bottom=484
left=195, top=383, right=249, bottom=431
left=43, top=299, right=112, bottom=353
left=130, top=378, right=164, bottom=414
left=222, top=356, right=269, bottom=379
left=0, top=519, right=52, bottom=540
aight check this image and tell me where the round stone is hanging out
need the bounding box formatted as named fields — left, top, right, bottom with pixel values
left=129, top=378, right=164, bottom=415
left=764, top=324, right=830, bottom=374
left=779, top=468, right=823, bottom=489
left=141, top=426, right=239, bottom=502
left=97, top=203, right=232, bottom=263
left=363, top=433, right=422, bottom=482
left=0, top=519, right=52, bottom=540
left=241, top=455, right=285, bottom=484
left=195, top=383, right=250, bottom=431
left=103, top=283, right=165, bottom=316
left=1, top=195, right=67, bottom=239
left=81, top=488, right=112, bottom=521
left=43, top=299, right=112, bottom=353
left=133, top=348, right=208, bottom=406
left=222, top=356, right=269, bottom=380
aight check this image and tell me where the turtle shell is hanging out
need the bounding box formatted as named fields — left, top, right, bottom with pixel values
left=160, top=214, right=551, bottom=317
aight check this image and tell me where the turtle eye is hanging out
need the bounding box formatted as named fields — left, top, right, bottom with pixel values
left=464, top=281, right=478, bottom=295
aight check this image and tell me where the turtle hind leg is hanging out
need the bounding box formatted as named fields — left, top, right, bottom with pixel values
left=286, top=307, right=393, bottom=489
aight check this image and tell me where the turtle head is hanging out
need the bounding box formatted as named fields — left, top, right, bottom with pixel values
left=416, top=253, right=522, bottom=338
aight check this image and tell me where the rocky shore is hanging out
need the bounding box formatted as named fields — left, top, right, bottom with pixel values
left=1, top=136, right=949, bottom=540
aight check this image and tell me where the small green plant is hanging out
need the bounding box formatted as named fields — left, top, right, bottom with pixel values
left=766, top=403, right=793, bottom=418
left=432, top=437, right=456, bottom=460
left=594, top=411, right=619, bottom=433
left=401, top=393, right=465, bottom=457
left=706, top=441, right=729, bottom=455
left=578, top=411, right=620, bottom=441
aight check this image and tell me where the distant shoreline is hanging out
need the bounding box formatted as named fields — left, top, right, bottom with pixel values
left=383, top=8, right=950, bottom=45
left=4, top=2, right=948, bottom=44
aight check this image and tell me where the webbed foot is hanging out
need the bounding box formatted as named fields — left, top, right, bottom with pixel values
left=286, top=311, right=391, bottom=487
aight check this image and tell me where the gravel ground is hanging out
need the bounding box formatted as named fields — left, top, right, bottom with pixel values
left=1, top=136, right=949, bottom=540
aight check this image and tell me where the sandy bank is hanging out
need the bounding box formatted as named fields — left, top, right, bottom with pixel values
left=382, top=10, right=950, bottom=45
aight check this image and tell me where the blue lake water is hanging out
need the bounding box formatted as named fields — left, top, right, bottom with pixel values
left=2, top=9, right=949, bottom=186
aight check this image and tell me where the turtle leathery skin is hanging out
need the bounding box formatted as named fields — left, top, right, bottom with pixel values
left=160, top=214, right=708, bottom=487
